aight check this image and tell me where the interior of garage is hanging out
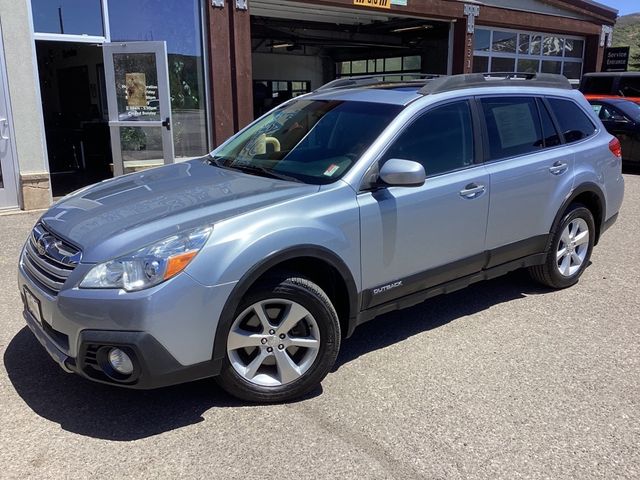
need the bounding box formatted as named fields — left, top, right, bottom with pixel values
left=249, top=0, right=451, bottom=118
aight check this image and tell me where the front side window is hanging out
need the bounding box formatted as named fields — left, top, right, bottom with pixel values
left=383, top=101, right=474, bottom=177
left=481, top=97, right=543, bottom=159
left=598, top=105, right=627, bottom=122
left=547, top=98, right=596, bottom=143
left=211, top=100, right=401, bottom=185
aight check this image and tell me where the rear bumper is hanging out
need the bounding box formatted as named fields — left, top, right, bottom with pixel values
left=23, top=308, right=223, bottom=389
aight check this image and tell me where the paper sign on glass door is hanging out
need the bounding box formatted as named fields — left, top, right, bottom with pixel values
left=126, top=73, right=147, bottom=107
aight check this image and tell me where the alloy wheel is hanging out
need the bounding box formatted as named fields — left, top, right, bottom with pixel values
left=227, top=299, right=321, bottom=387
left=556, top=218, right=590, bottom=277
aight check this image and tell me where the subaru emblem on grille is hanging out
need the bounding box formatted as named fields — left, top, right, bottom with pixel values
left=36, top=237, right=47, bottom=256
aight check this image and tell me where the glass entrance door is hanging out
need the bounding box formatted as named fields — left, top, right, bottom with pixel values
left=103, top=41, right=174, bottom=176
left=0, top=29, right=19, bottom=210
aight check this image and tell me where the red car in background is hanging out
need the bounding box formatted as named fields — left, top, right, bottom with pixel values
left=580, top=72, right=640, bottom=105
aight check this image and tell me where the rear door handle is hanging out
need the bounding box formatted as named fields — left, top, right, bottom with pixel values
left=549, top=161, right=568, bottom=175
left=459, top=183, right=486, bottom=199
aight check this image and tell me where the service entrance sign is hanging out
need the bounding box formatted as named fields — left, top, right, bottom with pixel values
left=602, top=46, right=630, bottom=72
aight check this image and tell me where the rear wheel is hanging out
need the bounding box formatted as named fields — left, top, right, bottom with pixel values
left=529, top=204, right=595, bottom=289
left=216, top=275, right=341, bottom=403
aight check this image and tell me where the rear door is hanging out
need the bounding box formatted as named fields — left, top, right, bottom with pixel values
left=481, top=96, right=575, bottom=266
left=358, top=99, right=490, bottom=308
left=594, top=104, right=640, bottom=162
left=596, top=103, right=637, bottom=161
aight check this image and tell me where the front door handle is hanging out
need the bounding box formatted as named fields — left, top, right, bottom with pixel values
left=0, top=118, right=9, bottom=140
left=549, top=161, right=568, bottom=175
left=459, top=183, right=486, bottom=200
left=161, top=117, right=171, bottom=131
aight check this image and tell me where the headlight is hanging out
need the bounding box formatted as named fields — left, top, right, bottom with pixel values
left=80, top=225, right=213, bottom=292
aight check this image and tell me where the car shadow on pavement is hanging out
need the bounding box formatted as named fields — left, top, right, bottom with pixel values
left=4, top=329, right=323, bottom=441
left=4, top=270, right=548, bottom=441
left=334, top=270, right=550, bottom=370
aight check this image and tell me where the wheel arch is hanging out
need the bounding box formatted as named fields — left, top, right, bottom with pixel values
left=211, top=245, right=360, bottom=363
left=551, top=182, right=606, bottom=247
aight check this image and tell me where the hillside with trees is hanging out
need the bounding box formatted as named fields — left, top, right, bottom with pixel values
left=612, top=13, right=640, bottom=71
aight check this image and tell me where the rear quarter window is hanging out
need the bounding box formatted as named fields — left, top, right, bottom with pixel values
left=581, top=76, right=615, bottom=95
left=547, top=98, right=596, bottom=144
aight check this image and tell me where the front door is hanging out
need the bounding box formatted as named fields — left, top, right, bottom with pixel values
left=0, top=28, right=19, bottom=210
left=103, top=41, right=174, bottom=176
left=358, top=100, right=490, bottom=309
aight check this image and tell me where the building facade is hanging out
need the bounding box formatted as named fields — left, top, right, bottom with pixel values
left=0, top=0, right=618, bottom=211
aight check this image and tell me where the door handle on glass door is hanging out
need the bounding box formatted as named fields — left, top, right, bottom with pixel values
left=549, top=161, right=568, bottom=175
left=459, top=183, right=486, bottom=199
left=0, top=118, right=9, bottom=140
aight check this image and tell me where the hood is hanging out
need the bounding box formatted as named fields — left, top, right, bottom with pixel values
left=40, top=158, right=319, bottom=262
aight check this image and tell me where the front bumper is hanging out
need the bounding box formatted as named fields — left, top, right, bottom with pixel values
left=18, top=256, right=236, bottom=389
left=23, top=309, right=223, bottom=388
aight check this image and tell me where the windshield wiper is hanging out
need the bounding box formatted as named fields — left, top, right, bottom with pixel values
left=230, top=164, right=302, bottom=183
left=207, top=155, right=302, bottom=183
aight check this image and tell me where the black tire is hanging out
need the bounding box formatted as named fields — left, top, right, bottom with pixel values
left=215, top=275, right=341, bottom=403
left=528, top=203, right=595, bottom=289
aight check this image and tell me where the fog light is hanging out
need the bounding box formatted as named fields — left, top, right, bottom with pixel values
left=108, top=348, right=134, bottom=375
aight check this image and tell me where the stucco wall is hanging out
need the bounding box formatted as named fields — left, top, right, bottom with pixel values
left=0, top=0, right=50, bottom=208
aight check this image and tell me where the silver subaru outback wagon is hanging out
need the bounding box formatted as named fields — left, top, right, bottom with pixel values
left=18, top=73, right=624, bottom=402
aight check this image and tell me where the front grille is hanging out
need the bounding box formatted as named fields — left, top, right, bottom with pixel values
left=22, top=223, right=81, bottom=295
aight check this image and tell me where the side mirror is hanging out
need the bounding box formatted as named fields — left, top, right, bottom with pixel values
left=379, top=159, right=426, bottom=187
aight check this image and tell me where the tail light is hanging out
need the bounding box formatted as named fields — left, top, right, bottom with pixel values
left=609, top=137, right=622, bottom=158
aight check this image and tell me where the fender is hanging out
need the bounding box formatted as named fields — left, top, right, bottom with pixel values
left=211, top=245, right=360, bottom=363
left=548, top=182, right=606, bottom=248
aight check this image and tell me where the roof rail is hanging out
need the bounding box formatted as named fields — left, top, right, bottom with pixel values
left=419, top=72, right=572, bottom=95
left=315, top=73, right=441, bottom=92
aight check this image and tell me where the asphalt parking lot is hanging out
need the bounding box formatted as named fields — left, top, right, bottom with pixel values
left=1, top=173, right=639, bottom=480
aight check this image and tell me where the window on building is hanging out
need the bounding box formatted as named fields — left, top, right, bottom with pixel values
left=473, top=28, right=584, bottom=80
left=547, top=98, right=596, bottom=143
left=384, top=101, right=474, bottom=176
left=108, top=0, right=208, bottom=159
left=481, top=97, right=544, bottom=159
left=337, top=55, right=422, bottom=79
left=31, top=0, right=105, bottom=36
left=253, top=80, right=311, bottom=117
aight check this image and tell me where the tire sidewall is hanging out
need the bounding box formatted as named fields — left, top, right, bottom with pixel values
left=217, top=276, right=340, bottom=402
left=546, top=205, right=595, bottom=288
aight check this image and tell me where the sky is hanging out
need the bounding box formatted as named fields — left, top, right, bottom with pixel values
left=595, top=0, right=639, bottom=16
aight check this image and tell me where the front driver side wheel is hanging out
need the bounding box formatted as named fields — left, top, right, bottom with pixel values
left=216, top=275, right=341, bottom=403
left=529, top=203, right=595, bottom=289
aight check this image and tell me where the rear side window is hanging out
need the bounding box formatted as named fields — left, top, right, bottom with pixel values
left=619, top=77, right=640, bottom=97
left=547, top=98, right=596, bottom=143
left=383, top=101, right=474, bottom=177
left=480, top=97, right=543, bottom=159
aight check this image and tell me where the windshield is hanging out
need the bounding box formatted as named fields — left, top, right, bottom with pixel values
left=617, top=101, right=640, bottom=122
left=210, top=99, right=402, bottom=184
